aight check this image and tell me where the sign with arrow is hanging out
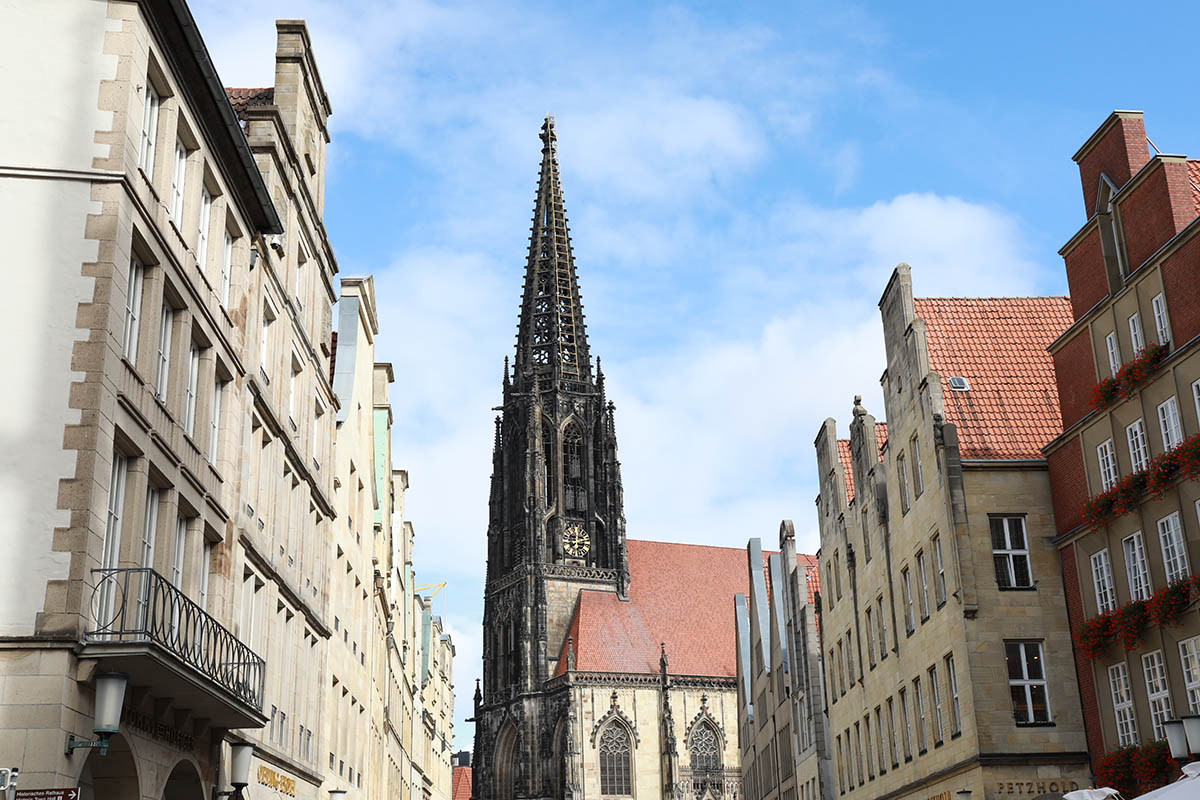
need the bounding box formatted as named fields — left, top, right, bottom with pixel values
left=15, top=789, right=79, bottom=800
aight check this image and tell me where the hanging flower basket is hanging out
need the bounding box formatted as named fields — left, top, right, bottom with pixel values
left=1081, top=433, right=1200, bottom=529
left=1076, top=612, right=1115, bottom=660
left=1114, top=600, right=1148, bottom=650
left=1095, top=746, right=1140, bottom=798
left=1134, top=740, right=1179, bottom=792
left=1148, top=579, right=1193, bottom=628
left=1091, top=342, right=1170, bottom=411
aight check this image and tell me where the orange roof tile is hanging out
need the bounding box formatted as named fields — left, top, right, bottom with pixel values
left=554, top=540, right=817, bottom=678
left=452, top=766, right=472, bottom=800
left=914, top=297, right=1072, bottom=460
left=836, top=423, right=887, bottom=504
left=225, top=87, right=274, bottom=119
left=1188, top=161, right=1200, bottom=215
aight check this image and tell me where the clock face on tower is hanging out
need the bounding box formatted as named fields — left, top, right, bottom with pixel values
left=562, top=524, right=590, bottom=558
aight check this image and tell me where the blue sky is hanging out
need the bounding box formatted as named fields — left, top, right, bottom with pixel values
left=193, top=0, right=1200, bottom=747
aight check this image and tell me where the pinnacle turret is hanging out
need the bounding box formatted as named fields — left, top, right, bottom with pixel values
left=514, top=116, right=591, bottom=387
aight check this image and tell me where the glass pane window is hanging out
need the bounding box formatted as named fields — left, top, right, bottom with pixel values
left=197, top=189, right=212, bottom=270
left=1152, top=293, right=1170, bottom=346
left=846, top=629, right=855, bottom=683
left=866, top=608, right=876, bottom=666
left=1181, top=636, right=1200, bottom=716
left=898, top=453, right=910, bottom=513
left=991, top=516, right=1033, bottom=589
left=171, top=140, right=187, bottom=223
left=598, top=724, right=632, bottom=796
left=1158, top=512, right=1189, bottom=583
left=899, top=688, right=912, bottom=760
left=913, top=677, right=928, bottom=752
left=123, top=258, right=144, bottom=360
left=916, top=551, right=931, bottom=619
left=689, top=722, right=720, bottom=771
left=1006, top=641, right=1050, bottom=724
left=946, top=653, right=961, bottom=734
left=1158, top=397, right=1183, bottom=451
left=1090, top=549, right=1117, bottom=614
left=1193, top=378, right=1200, bottom=426
left=1142, top=650, right=1173, bottom=741
left=886, top=698, right=899, bottom=767
left=1126, top=419, right=1150, bottom=473
left=933, top=535, right=947, bottom=605
left=184, top=344, right=200, bottom=436
left=1106, top=331, right=1121, bottom=377
left=1108, top=662, right=1139, bottom=747
left=155, top=304, right=173, bottom=401
left=902, top=569, right=915, bottom=633
left=1123, top=532, right=1153, bottom=601
left=1096, top=439, right=1118, bottom=491
left=928, top=665, right=944, bottom=743
left=139, top=83, right=160, bottom=176
left=875, top=706, right=887, bottom=773
left=221, top=231, right=233, bottom=306
left=1129, top=312, right=1145, bottom=355
left=911, top=435, right=924, bottom=497
left=876, top=596, right=888, bottom=657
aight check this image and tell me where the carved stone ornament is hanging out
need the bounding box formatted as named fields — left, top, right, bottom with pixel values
left=591, top=690, right=640, bottom=747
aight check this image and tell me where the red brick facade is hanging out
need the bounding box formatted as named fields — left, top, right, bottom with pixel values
left=1117, top=159, right=1196, bottom=271
left=1063, top=226, right=1108, bottom=319
left=1059, top=542, right=1105, bottom=767
left=1162, top=226, right=1200, bottom=344
left=1075, top=113, right=1149, bottom=216
left=1047, top=437, right=1086, bottom=536
left=1052, top=329, right=1096, bottom=430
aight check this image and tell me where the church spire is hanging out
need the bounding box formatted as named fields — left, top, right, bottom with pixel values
left=514, top=115, right=591, bottom=386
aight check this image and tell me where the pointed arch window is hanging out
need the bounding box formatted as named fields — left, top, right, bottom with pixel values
left=689, top=721, right=721, bottom=771
left=598, top=723, right=632, bottom=796
left=564, top=423, right=586, bottom=512
left=543, top=420, right=556, bottom=509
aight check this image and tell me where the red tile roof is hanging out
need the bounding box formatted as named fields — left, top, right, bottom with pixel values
left=798, top=552, right=820, bottom=606
left=225, top=87, right=274, bottom=119
left=452, top=766, right=472, bottom=800
left=836, top=423, right=887, bottom=504
left=914, top=297, right=1072, bottom=460
left=554, top=540, right=816, bottom=678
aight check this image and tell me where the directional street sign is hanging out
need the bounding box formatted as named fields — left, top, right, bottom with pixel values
left=14, top=789, right=79, bottom=800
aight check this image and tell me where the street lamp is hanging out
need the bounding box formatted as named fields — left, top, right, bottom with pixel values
left=1165, top=716, right=1200, bottom=760
left=329, top=791, right=347, bottom=800
left=65, top=673, right=127, bottom=756
left=956, top=791, right=972, bottom=800
left=214, top=742, right=255, bottom=799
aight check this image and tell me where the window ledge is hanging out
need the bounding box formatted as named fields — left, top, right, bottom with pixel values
left=934, top=739, right=944, bottom=748
left=918, top=748, right=927, bottom=757
left=1015, top=721, right=1056, bottom=728
left=998, top=586, right=1038, bottom=592
left=920, top=615, right=930, bottom=624
left=936, top=600, right=947, bottom=610
left=950, top=731, right=963, bottom=740
left=904, top=755, right=913, bottom=763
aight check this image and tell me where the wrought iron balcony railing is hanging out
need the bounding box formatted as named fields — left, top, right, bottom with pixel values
left=674, top=768, right=741, bottom=800
left=86, top=567, right=265, bottom=711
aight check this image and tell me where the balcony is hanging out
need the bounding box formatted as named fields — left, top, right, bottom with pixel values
left=82, top=568, right=267, bottom=728
left=674, top=768, right=741, bottom=800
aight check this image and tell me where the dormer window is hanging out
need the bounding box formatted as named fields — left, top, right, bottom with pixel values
left=948, top=376, right=970, bottom=392
left=1096, top=173, right=1129, bottom=278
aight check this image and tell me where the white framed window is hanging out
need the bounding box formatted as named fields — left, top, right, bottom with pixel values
left=197, top=188, right=212, bottom=269
left=876, top=596, right=888, bottom=657
left=221, top=230, right=233, bottom=307
left=198, top=541, right=213, bottom=612
left=139, top=82, right=160, bottom=177
left=170, top=140, right=187, bottom=224
left=913, top=677, right=928, bottom=752
left=1193, top=378, right=1200, bottom=428
left=183, top=343, right=200, bottom=436
left=260, top=301, right=276, bottom=378
left=155, top=304, right=173, bottom=400
left=862, top=509, right=871, bottom=562
left=1158, top=512, right=1189, bottom=583
left=1123, top=531, right=1152, bottom=601
left=1108, top=662, right=1139, bottom=747
left=1152, top=292, right=1170, bottom=346
left=945, top=653, right=961, bottom=734
left=209, top=377, right=223, bottom=460
left=990, top=516, right=1033, bottom=589
left=866, top=607, right=877, bottom=666
left=140, top=488, right=158, bottom=570
left=289, top=356, right=302, bottom=426
left=928, top=665, right=944, bottom=743
left=1181, top=636, right=1200, bottom=716
left=1126, top=419, right=1150, bottom=472
left=1158, top=396, right=1183, bottom=451
left=1006, top=641, right=1051, bottom=724
left=898, top=453, right=910, bottom=513
left=899, top=688, right=913, bottom=760
left=123, top=258, right=145, bottom=361
left=103, top=453, right=127, bottom=572
left=911, top=435, right=924, bottom=497
left=1090, top=548, right=1117, bottom=613
left=171, top=515, right=187, bottom=588
left=874, top=706, right=887, bottom=774
left=902, top=568, right=915, bottom=633
left=1129, top=312, right=1145, bottom=355
left=916, top=551, right=930, bottom=619
left=1105, top=331, right=1121, bottom=377
left=1096, top=439, right=1118, bottom=491
left=846, top=628, right=856, bottom=683
left=1142, top=650, right=1173, bottom=740
left=932, top=535, right=947, bottom=606
left=886, top=698, right=899, bottom=767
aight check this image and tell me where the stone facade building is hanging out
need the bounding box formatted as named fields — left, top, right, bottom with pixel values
left=811, top=265, right=1091, bottom=800
left=471, top=117, right=789, bottom=800
left=1045, top=111, right=1200, bottom=774
left=734, top=526, right=829, bottom=800
left=0, top=5, right=454, bottom=800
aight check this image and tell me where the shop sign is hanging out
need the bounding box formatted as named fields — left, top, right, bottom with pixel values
left=120, top=707, right=194, bottom=750
left=257, top=764, right=296, bottom=797
left=996, top=780, right=1081, bottom=795
left=15, top=790, right=80, bottom=800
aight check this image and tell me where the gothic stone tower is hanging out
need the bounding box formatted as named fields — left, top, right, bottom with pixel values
left=473, top=117, right=629, bottom=800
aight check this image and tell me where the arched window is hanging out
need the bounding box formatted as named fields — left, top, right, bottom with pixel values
left=563, top=424, right=585, bottom=512
left=598, top=723, right=632, bottom=796
left=542, top=420, right=555, bottom=509
left=689, top=721, right=721, bottom=771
